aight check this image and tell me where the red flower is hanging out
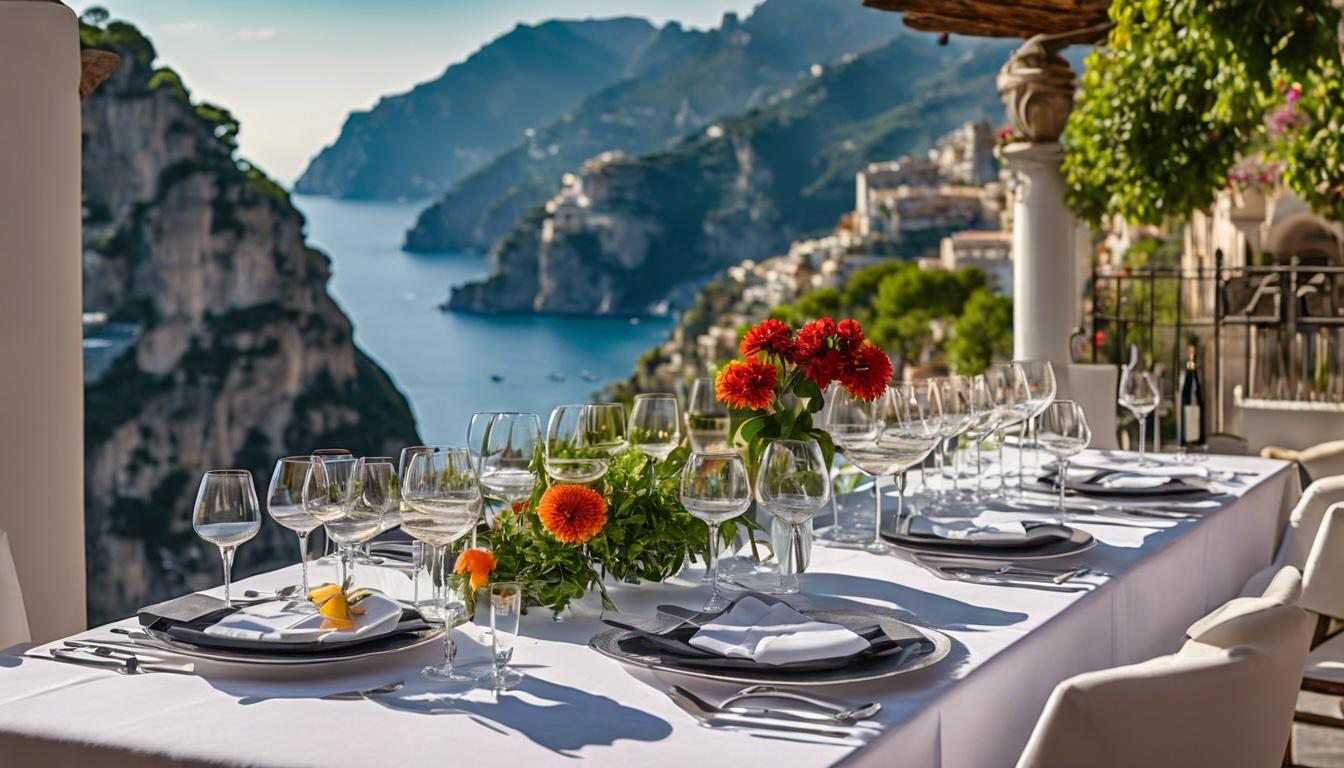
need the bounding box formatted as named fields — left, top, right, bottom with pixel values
left=793, top=317, right=861, bottom=389
left=716, top=360, right=777, bottom=411
left=835, top=319, right=864, bottom=353
left=840, top=342, right=893, bottom=401
left=740, top=319, right=794, bottom=361
left=537, top=485, right=607, bottom=544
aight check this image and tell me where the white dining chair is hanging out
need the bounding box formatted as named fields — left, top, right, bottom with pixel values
left=1242, top=475, right=1344, bottom=597
left=1017, top=568, right=1312, bottom=768
left=0, top=528, right=31, bottom=651
left=1290, top=503, right=1344, bottom=752
left=1263, top=440, right=1344, bottom=485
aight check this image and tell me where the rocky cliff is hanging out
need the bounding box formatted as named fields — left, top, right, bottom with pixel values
left=447, top=36, right=1012, bottom=316
left=80, top=19, right=419, bottom=624
left=294, top=18, right=658, bottom=199
left=404, top=0, right=908, bottom=254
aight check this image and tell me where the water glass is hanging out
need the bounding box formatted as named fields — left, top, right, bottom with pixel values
left=398, top=446, right=434, bottom=613
left=486, top=581, right=523, bottom=691
left=1039, top=400, right=1092, bottom=513
left=756, top=439, right=830, bottom=595
left=401, top=446, right=483, bottom=687
left=544, top=404, right=610, bottom=484
left=630, top=393, right=681, bottom=493
left=1119, top=368, right=1161, bottom=464
left=877, top=384, right=940, bottom=545
left=986, top=363, right=1030, bottom=492
left=817, top=383, right=882, bottom=543
left=935, top=376, right=975, bottom=497
left=267, top=457, right=321, bottom=602
left=680, top=451, right=752, bottom=610
left=586, top=403, right=629, bottom=457
left=686, top=377, right=730, bottom=452
left=963, top=374, right=999, bottom=499
left=479, top=412, right=542, bottom=510
left=193, top=469, right=261, bottom=608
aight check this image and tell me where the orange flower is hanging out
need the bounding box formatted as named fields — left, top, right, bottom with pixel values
left=740, top=319, right=794, bottom=361
left=716, top=360, right=777, bottom=411
left=537, top=484, right=607, bottom=543
left=454, top=548, right=496, bottom=590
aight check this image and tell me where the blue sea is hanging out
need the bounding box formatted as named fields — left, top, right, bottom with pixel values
left=292, top=195, right=673, bottom=443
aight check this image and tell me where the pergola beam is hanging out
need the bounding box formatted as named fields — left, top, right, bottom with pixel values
left=863, top=0, right=1109, bottom=38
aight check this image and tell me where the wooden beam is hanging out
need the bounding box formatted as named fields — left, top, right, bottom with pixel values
left=862, top=0, right=1110, bottom=39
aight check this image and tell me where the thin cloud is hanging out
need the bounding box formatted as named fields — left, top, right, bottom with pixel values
left=160, top=20, right=204, bottom=33
left=238, top=27, right=277, bottom=41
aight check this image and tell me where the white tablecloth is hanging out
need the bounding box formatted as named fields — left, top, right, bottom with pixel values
left=0, top=451, right=1299, bottom=768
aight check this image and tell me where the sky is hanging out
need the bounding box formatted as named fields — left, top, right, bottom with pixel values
left=71, top=1, right=759, bottom=186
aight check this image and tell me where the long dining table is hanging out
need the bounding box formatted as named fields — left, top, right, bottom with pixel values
left=0, top=451, right=1301, bottom=768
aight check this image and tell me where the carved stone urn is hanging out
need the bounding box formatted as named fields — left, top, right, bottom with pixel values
left=996, top=33, right=1077, bottom=143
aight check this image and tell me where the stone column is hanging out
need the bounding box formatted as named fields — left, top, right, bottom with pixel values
left=997, top=32, right=1085, bottom=396
left=0, top=0, right=86, bottom=641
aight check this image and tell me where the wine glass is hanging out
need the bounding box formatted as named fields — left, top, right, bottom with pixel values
left=586, top=403, right=628, bottom=457
left=881, top=383, right=941, bottom=540
left=629, top=394, right=682, bottom=494
left=266, top=456, right=321, bottom=603
left=399, top=446, right=434, bottom=614
left=467, top=411, right=509, bottom=544
left=325, top=458, right=393, bottom=587
left=1014, top=360, right=1058, bottom=488
left=400, top=446, right=483, bottom=686
left=192, top=470, right=261, bottom=608
left=817, top=383, right=882, bottom=543
left=485, top=581, right=523, bottom=691
left=756, top=439, right=830, bottom=594
left=915, top=378, right=945, bottom=510
left=479, top=412, right=542, bottom=511
left=935, top=376, right=975, bottom=498
left=686, top=377, right=730, bottom=452
left=963, top=374, right=999, bottom=500
left=1119, top=368, right=1161, bottom=465
left=305, top=454, right=364, bottom=586
left=544, top=405, right=610, bottom=484
left=986, top=363, right=1030, bottom=493
left=1038, top=400, right=1092, bottom=514
left=680, top=451, right=752, bottom=610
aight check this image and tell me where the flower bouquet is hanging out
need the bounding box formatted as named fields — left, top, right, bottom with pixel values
left=716, top=317, right=893, bottom=471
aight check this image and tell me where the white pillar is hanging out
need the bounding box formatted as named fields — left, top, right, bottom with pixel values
left=0, top=0, right=86, bottom=641
left=1002, top=141, right=1076, bottom=394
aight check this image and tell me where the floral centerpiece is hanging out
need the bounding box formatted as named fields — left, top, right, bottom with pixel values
left=715, top=317, right=893, bottom=471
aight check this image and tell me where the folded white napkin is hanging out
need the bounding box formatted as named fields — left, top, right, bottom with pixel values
left=688, top=596, right=869, bottom=665
left=1100, top=473, right=1173, bottom=489
left=908, top=517, right=1028, bottom=544
left=204, top=593, right=402, bottom=644
left=1075, top=463, right=1207, bottom=480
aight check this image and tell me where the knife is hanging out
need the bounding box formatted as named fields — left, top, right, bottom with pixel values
left=667, top=686, right=863, bottom=740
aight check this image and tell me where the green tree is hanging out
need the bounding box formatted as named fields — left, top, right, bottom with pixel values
left=946, top=289, right=1013, bottom=375
left=841, top=261, right=910, bottom=312
left=795, top=286, right=842, bottom=321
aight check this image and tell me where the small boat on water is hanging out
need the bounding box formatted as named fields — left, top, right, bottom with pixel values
left=580, top=370, right=600, bottom=382
left=548, top=372, right=566, bottom=383
left=490, top=374, right=504, bottom=383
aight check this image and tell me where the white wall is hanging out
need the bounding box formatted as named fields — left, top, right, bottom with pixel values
left=0, top=0, right=86, bottom=640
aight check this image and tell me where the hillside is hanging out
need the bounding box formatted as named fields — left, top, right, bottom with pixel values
left=404, top=0, right=907, bottom=254
left=80, top=19, right=419, bottom=623
left=446, top=36, right=1012, bottom=316
left=294, top=18, right=658, bottom=199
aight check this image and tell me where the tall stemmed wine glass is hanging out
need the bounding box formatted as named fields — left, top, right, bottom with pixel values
left=680, top=451, right=752, bottom=610
left=935, top=376, right=975, bottom=499
left=308, top=448, right=352, bottom=560
left=916, top=378, right=945, bottom=511
left=324, top=457, right=394, bottom=587
left=629, top=393, right=682, bottom=494
left=963, top=375, right=999, bottom=500
left=192, top=470, right=261, bottom=608
left=1119, top=368, right=1161, bottom=465
left=817, top=383, right=882, bottom=543
left=686, top=377, right=730, bottom=452
left=986, top=363, right=1030, bottom=493
left=399, top=446, right=434, bottom=614
left=479, top=412, right=542, bottom=512
left=306, top=455, right=366, bottom=585
left=467, top=411, right=508, bottom=546
left=545, top=405, right=611, bottom=484
left=1013, top=360, right=1057, bottom=490
left=400, top=446, right=483, bottom=687
left=1038, top=400, right=1092, bottom=515
left=756, top=439, right=830, bottom=594
left=266, top=456, right=321, bottom=603
left=882, top=383, right=941, bottom=536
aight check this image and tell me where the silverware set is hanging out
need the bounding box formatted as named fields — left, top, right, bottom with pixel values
left=666, top=684, right=879, bottom=739
left=44, top=638, right=193, bottom=675
left=913, top=554, right=1099, bottom=591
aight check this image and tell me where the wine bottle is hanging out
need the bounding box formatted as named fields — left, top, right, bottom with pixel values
left=1178, top=344, right=1205, bottom=447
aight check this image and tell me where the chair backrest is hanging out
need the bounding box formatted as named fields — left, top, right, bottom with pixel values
left=1190, top=565, right=1302, bottom=640
left=1205, top=432, right=1250, bottom=456
left=1272, top=475, right=1344, bottom=573
left=0, top=528, right=30, bottom=649
left=1019, top=577, right=1312, bottom=768
left=1302, top=504, right=1344, bottom=622
left=1296, top=440, right=1344, bottom=483
left=1067, top=363, right=1119, bottom=451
